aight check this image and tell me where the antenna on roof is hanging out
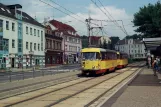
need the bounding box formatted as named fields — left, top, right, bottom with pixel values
left=34, top=13, right=37, bottom=21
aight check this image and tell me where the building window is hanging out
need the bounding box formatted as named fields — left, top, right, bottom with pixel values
left=135, top=50, right=136, bottom=53
left=30, top=42, right=32, bottom=51
left=26, top=42, right=28, bottom=49
left=12, top=23, right=15, bottom=31
left=3, top=39, right=9, bottom=51
left=0, top=36, right=3, bottom=51
left=38, top=30, right=39, bottom=37
left=30, top=28, right=32, bottom=35
left=55, top=42, right=57, bottom=50
left=38, top=44, right=40, bottom=51
left=41, top=31, right=43, bottom=40
left=34, top=43, right=36, bottom=50
left=6, top=21, right=9, bottom=30
left=34, top=29, right=36, bottom=36
left=12, top=39, right=15, bottom=48
left=53, top=41, right=55, bottom=49
left=69, top=37, right=72, bottom=42
left=18, top=39, right=22, bottom=52
left=26, top=26, right=28, bottom=34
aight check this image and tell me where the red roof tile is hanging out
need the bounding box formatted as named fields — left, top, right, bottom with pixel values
left=49, top=19, right=76, bottom=32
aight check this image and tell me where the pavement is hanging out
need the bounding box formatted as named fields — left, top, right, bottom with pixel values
left=101, top=67, right=161, bottom=107
left=0, top=64, right=81, bottom=83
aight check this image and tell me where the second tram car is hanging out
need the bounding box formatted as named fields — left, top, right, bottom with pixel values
left=116, top=52, right=128, bottom=69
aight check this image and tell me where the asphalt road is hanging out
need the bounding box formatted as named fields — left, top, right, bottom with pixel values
left=0, top=64, right=81, bottom=83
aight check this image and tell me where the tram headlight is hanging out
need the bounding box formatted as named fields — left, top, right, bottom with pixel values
left=92, top=66, right=95, bottom=69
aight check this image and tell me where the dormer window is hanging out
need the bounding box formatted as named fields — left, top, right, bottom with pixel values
left=7, top=9, right=11, bottom=14
left=1, top=8, right=5, bottom=11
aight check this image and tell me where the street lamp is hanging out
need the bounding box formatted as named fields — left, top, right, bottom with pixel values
left=64, top=21, right=72, bottom=24
left=61, top=21, right=72, bottom=65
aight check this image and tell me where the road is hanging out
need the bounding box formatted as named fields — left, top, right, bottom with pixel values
left=0, top=64, right=81, bottom=83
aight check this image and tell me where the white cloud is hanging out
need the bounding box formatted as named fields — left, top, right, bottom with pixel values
left=13, top=1, right=135, bottom=39
left=57, top=4, right=135, bottom=39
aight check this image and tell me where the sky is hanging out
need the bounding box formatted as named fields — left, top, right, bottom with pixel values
left=1, top=0, right=159, bottom=39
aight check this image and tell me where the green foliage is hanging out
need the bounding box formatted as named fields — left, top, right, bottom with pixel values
left=125, top=34, right=142, bottom=40
left=133, top=1, right=161, bottom=38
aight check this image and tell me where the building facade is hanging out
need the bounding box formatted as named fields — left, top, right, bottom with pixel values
left=115, top=39, right=146, bottom=59
left=45, top=26, right=63, bottom=67
left=44, top=19, right=82, bottom=64
left=0, top=3, right=45, bottom=69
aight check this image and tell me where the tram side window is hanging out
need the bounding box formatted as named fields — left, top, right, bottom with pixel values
left=101, top=52, right=106, bottom=60
left=96, top=53, right=101, bottom=59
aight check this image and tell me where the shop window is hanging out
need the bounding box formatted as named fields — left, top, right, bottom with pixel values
left=52, top=57, right=55, bottom=64
left=0, top=36, right=3, bottom=51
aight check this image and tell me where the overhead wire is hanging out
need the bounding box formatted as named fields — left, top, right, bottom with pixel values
left=97, top=0, right=129, bottom=35
left=39, top=0, right=86, bottom=25
left=91, top=0, right=128, bottom=36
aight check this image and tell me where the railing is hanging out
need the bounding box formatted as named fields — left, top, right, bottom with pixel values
left=0, top=64, right=81, bottom=83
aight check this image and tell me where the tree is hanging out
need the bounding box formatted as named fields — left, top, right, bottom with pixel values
left=125, top=34, right=142, bottom=40
left=109, top=36, right=120, bottom=50
left=133, top=1, right=161, bottom=38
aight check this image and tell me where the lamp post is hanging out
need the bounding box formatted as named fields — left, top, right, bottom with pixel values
left=61, top=21, right=72, bottom=65
left=44, top=49, right=47, bottom=67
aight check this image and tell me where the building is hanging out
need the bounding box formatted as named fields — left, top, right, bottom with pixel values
left=44, top=19, right=82, bottom=64
left=0, top=3, right=45, bottom=69
left=45, top=25, right=63, bottom=67
left=115, top=39, right=146, bottom=59
left=88, top=36, right=111, bottom=48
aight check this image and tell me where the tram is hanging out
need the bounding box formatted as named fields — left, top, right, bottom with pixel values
left=81, top=48, right=118, bottom=75
left=116, top=52, right=128, bottom=69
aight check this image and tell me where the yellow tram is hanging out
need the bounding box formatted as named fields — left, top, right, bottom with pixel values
left=81, top=48, right=118, bottom=75
left=116, top=52, right=128, bottom=69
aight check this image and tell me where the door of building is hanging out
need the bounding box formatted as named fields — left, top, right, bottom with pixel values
left=11, top=58, right=14, bottom=68
left=1, top=57, right=6, bottom=69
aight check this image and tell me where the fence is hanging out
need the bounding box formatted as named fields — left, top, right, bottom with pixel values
left=0, top=65, right=81, bottom=83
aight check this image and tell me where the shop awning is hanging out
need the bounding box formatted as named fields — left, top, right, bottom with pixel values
left=143, top=37, right=161, bottom=51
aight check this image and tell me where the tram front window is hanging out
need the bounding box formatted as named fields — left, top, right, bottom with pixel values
left=82, top=52, right=100, bottom=60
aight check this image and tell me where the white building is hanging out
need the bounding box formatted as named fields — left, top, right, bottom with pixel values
left=115, top=39, right=146, bottom=59
left=0, top=4, right=45, bottom=69
left=44, top=19, right=82, bottom=64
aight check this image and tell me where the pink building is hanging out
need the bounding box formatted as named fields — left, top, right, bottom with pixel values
left=44, top=19, right=82, bottom=64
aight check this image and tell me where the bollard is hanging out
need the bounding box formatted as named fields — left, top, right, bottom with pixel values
left=22, top=67, right=24, bottom=80
left=50, top=67, right=52, bottom=75
left=42, top=67, right=44, bottom=76
left=9, top=68, right=12, bottom=82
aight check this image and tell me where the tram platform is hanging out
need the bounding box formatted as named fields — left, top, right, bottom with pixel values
left=101, top=67, right=161, bottom=107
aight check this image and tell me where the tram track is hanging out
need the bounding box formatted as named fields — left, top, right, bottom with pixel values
left=49, top=67, right=142, bottom=107
left=0, top=67, right=134, bottom=107
left=0, top=62, right=144, bottom=107
left=0, top=71, right=81, bottom=100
